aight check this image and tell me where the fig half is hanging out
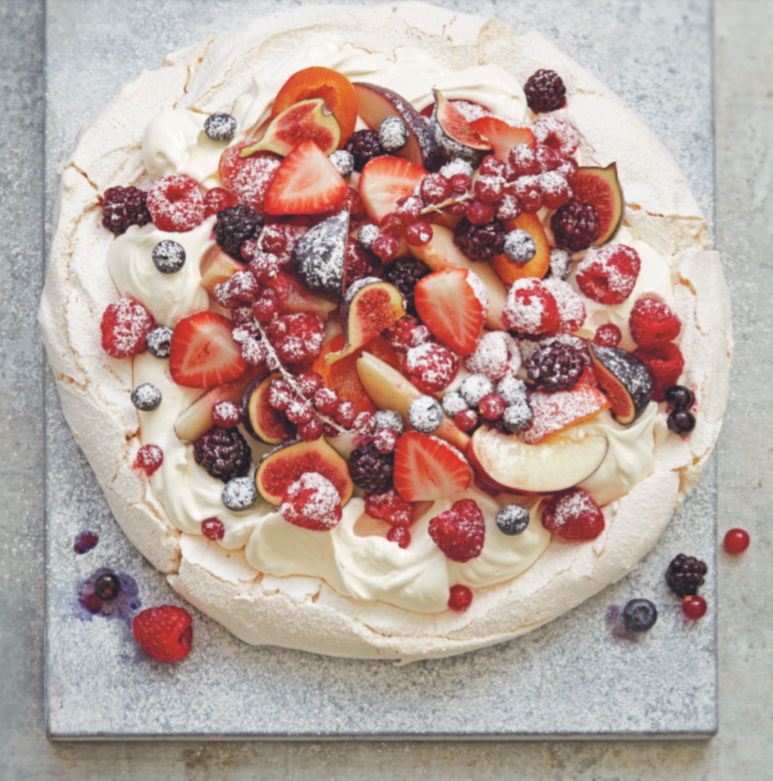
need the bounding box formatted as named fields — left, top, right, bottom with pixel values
left=572, top=163, right=624, bottom=246
left=588, top=340, right=653, bottom=424
left=242, top=372, right=296, bottom=445
left=430, top=88, right=493, bottom=165
left=291, top=207, right=349, bottom=300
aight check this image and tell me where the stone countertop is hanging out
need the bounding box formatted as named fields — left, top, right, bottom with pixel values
left=1, top=0, right=771, bottom=777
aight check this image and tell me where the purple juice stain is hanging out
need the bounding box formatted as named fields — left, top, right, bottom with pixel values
left=77, top=568, right=141, bottom=624
left=606, top=604, right=639, bottom=643
left=74, top=531, right=99, bottom=554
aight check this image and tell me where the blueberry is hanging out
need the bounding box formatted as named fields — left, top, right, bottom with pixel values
left=329, top=150, right=355, bottom=178
left=667, top=409, right=695, bottom=435
left=222, top=477, right=258, bottom=511
left=146, top=326, right=172, bottom=359
left=496, top=504, right=530, bottom=535
left=94, top=572, right=121, bottom=600
left=204, top=112, right=237, bottom=142
left=441, top=391, right=468, bottom=418
left=372, top=409, right=404, bottom=434
left=503, top=229, right=537, bottom=265
left=665, top=385, right=694, bottom=410
left=131, top=383, right=162, bottom=411
left=152, top=240, right=186, bottom=274
left=622, top=598, right=657, bottom=632
left=408, top=396, right=442, bottom=434
left=503, top=398, right=533, bottom=433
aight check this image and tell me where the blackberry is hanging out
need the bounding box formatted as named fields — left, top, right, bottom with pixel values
left=193, top=427, right=252, bottom=483
left=382, top=256, right=431, bottom=315
left=348, top=441, right=393, bottom=494
left=101, top=186, right=151, bottom=235
left=525, top=341, right=584, bottom=392
left=214, top=205, right=263, bottom=260
left=551, top=199, right=600, bottom=252
left=453, top=217, right=506, bottom=263
left=665, top=554, right=708, bottom=597
left=344, top=130, right=383, bottom=172
left=524, top=69, right=567, bottom=114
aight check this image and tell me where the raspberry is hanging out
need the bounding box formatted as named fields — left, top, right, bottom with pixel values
left=280, top=472, right=343, bottom=531
left=374, top=427, right=400, bottom=454
left=212, top=401, right=241, bottom=428
left=353, top=411, right=375, bottom=435
left=575, top=244, right=641, bottom=304
left=203, top=187, right=238, bottom=218
left=448, top=585, right=473, bottom=612
left=524, top=69, right=567, bottom=113
left=478, top=393, right=506, bottom=421
left=405, top=220, right=433, bottom=247
left=510, top=176, right=543, bottom=214
left=629, top=297, right=682, bottom=349
left=344, top=130, right=383, bottom=171
left=372, top=233, right=400, bottom=262
left=215, top=205, right=262, bottom=260
left=381, top=257, right=431, bottom=315
left=593, top=323, right=622, bottom=347
left=542, top=278, right=586, bottom=333
left=297, top=418, right=323, bottom=442
left=420, top=173, right=451, bottom=204
left=465, top=330, right=522, bottom=382
left=383, top=314, right=431, bottom=354
left=532, top=116, right=580, bottom=156
left=194, top=427, right=251, bottom=483
left=344, top=241, right=381, bottom=287
left=453, top=217, right=506, bottom=262
left=313, top=387, right=338, bottom=414
left=365, top=487, right=415, bottom=527
left=266, top=313, right=325, bottom=363
left=465, top=198, right=496, bottom=225
left=403, top=342, right=459, bottom=394
left=551, top=199, right=600, bottom=252
left=286, top=398, right=314, bottom=425
left=348, top=441, right=393, bottom=494
left=201, top=517, right=225, bottom=541
left=539, top=171, right=571, bottom=209
left=508, top=145, right=540, bottom=178
left=334, top=400, right=359, bottom=428
left=134, top=444, right=163, bottom=476
left=387, top=527, right=411, bottom=548
left=475, top=175, right=504, bottom=203
left=665, top=553, right=708, bottom=597
left=525, top=341, right=584, bottom=392
left=132, top=605, right=192, bottom=663
left=634, top=342, right=685, bottom=402
left=503, top=278, right=560, bottom=335
left=147, top=174, right=205, bottom=232
left=267, top=378, right=293, bottom=411
left=454, top=408, right=479, bottom=432
left=101, top=186, right=151, bottom=235
left=218, top=144, right=281, bottom=214
left=429, top=498, right=485, bottom=563
left=541, top=487, right=604, bottom=540
left=100, top=298, right=155, bottom=358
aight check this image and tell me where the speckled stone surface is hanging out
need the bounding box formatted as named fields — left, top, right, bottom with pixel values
left=40, top=0, right=718, bottom=741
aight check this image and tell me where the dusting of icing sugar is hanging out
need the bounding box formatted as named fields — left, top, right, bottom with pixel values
left=543, top=278, right=586, bottom=333
left=280, top=472, right=342, bottom=531
left=532, top=115, right=580, bottom=156
left=520, top=388, right=609, bottom=445
left=439, top=158, right=474, bottom=179
left=544, top=489, right=597, bottom=530
left=503, top=279, right=553, bottom=334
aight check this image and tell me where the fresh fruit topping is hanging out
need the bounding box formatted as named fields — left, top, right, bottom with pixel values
left=146, top=326, right=172, bottom=359
left=216, top=269, right=260, bottom=307
left=132, top=605, right=192, bottom=663
left=169, top=312, right=245, bottom=388
left=267, top=378, right=293, bottom=411
left=724, top=528, right=750, bottom=555
left=526, top=341, right=584, bottom=392
left=593, top=323, right=622, bottom=347
left=298, top=418, right=323, bottom=442
left=622, top=599, right=657, bottom=633
left=541, top=487, right=604, bottom=541
left=203, top=187, right=238, bottom=218
left=264, top=140, right=348, bottom=216
left=497, top=376, right=528, bottom=405
left=496, top=504, right=530, bottom=535
left=464, top=198, right=496, bottom=225
left=101, top=298, right=155, bottom=359
left=378, top=116, right=409, bottom=153
left=575, top=244, right=641, bottom=305
left=263, top=272, right=337, bottom=321
left=524, top=69, right=567, bottom=113
left=502, top=277, right=560, bottom=335
left=101, top=186, right=151, bottom=235
left=510, top=175, right=543, bottom=214
left=478, top=393, right=506, bottom=421
left=549, top=248, right=572, bottom=281
left=682, top=595, right=707, bottom=620
left=431, top=88, right=493, bottom=165
left=492, top=212, right=551, bottom=285
left=290, top=207, right=348, bottom=299
left=151, top=239, right=186, bottom=275
left=664, top=385, right=694, bottom=410
left=572, top=164, right=624, bottom=246
left=147, top=174, right=205, bottom=233
left=551, top=199, right=600, bottom=253
left=286, top=398, right=314, bottom=425
left=667, top=409, right=696, bottom=435
left=665, top=553, right=708, bottom=597
left=334, top=400, right=359, bottom=427
left=242, top=374, right=295, bottom=444
left=520, top=385, right=611, bottom=445
left=219, top=143, right=282, bottom=215
left=243, top=98, right=341, bottom=158
left=131, top=383, right=162, bottom=412
left=266, top=312, right=325, bottom=364
left=540, top=170, right=572, bottom=209
left=453, top=216, right=506, bottom=263
left=588, top=341, right=653, bottom=425
left=393, top=431, right=471, bottom=502
left=388, top=527, right=411, bottom=548
left=373, top=409, right=405, bottom=434
left=199, top=250, right=245, bottom=300
left=372, top=427, right=399, bottom=455
left=222, top=477, right=259, bottom=511
left=468, top=116, right=535, bottom=163
left=503, top=398, right=534, bottom=433
left=429, top=498, right=485, bottom=562
left=344, top=240, right=381, bottom=288
left=371, top=233, right=399, bottom=262
left=348, top=440, right=394, bottom=494
left=214, top=204, right=262, bottom=260
left=532, top=116, right=580, bottom=156
left=407, top=395, right=443, bottom=434
left=134, top=444, right=163, bottom=476
left=419, top=172, right=451, bottom=205
left=503, top=229, right=536, bottom=264
left=629, top=297, right=682, bottom=348
left=459, top=375, right=493, bottom=408
left=256, top=437, right=353, bottom=506
left=201, top=517, right=225, bottom=541
left=507, top=144, right=540, bottom=177
left=448, top=584, right=473, bottom=612
left=204, top=112, right=236, bottom=142
left=280, top=472, right=343, bottom=531
left=358, top=154, right=427, bottom=224
left=454, top=408, right=478, bottom=432
left=357, top=223, right=380, bottom=252
left=344, top=129, right=384, bottom=171
left=403, top=341, right=459, bottom=394
left=542, top=278, right=586, bottom=333
left=329, top=149, right=355, bottom=177
left=381, top=256, right=431, bottom=315
left=633, top=342, right=684, bottom=402
left=365, top=487, right=415, bottom=527
left=94, top=572, right=121, bottom=600
left=383, top=315, right=431, bottom=355
left=465, top=331, right=522, bottom=382
left=193, top=427, right=251, bottom=483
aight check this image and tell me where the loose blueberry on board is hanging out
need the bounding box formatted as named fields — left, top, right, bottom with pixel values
left=151, top=240, right=186, bottom=274
left=408, top=396, right=443, bottom=434
left=622, top=598, right=657, bottom=632
left=77, top=568, right=140, bottom=622
left=724, top=528, right=750, bottom=555
left=204, top=112, right=237, bottom=142
left=222, top=477, right=259, bottom=511
left=664, top=384, right=694, bottom=410
left=682, top=595, right=708, bottom=621
left=131, top=383, right=162, bottom=411
left=94, top=572, right=121, bottom=600
left=146, top=326, right=173, bottom=359
left=496, top=504, right=530, bottom=536
left=667, top=409, right=696, bottom=435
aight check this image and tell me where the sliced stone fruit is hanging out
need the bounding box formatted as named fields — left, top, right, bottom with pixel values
left=255, top=437, right=353, bottom=507
left=242, top=372, right=296, bottom=445
left=467, top=426, right=608, bottom=495
left=492, top=213, right=550, bottom=285
left=430, top=88, right=493, bottom=165
left=241, top=98, right=341, bottom=158
left=265, top=272, right=338, bottom=320
left=519, top=386, right=611, bottom=445
left=200, top=249, right=246, bottom=298
left=588, top=340, right=653, bottom=424
left=324, top=278, right=406, bottom=364
left=291, top=207, right=349, bottom=300
left=572, top=163, right=624, bottom=246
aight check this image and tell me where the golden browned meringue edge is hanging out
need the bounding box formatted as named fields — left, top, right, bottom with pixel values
left=38, top=2, right=732, bottom=662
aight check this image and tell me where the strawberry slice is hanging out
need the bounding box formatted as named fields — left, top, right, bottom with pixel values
left=413, top=268, right=488, bottom=356
left=169, top=311, right=246, bottom=388
left=358, top=155, right=426, bottom=224
left=519, top=385, right=611, bottom=445
left=393, top=431, right=471, bottom=502
left=263, top=139, right=348, bottom=215
left=470, top=116, right=535, bottom=162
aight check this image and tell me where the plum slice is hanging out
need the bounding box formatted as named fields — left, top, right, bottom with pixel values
left=431, top=89, right=493, bottom=166
left=572, top=163, right=624, bottom=246
left=200, top=249, right=246, bottom=299
left=242, top=372, right=296, bottom=445
left=588, top=341, right=653, bottom=424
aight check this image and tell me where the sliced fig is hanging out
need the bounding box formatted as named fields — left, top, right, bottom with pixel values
left=200, top=249, right=246, bottom=298
left=324, top=278, right=406, bottom=364
left=291, top=207, right=349, bottom=300
left=588, top=340, right=653, bottom=424
left=265, top=272, right=338, bottom=320
left=353, top=82, right=437, bottom=169
left=572, top=163, right=624, bottom=246
left=492, top=213, right=550, bottom=285
left=431, top=88, right=493, bottom=166
left=242, top=372, right=296, bottom=445
left=255, top=437, right=353, bottom=507
left=241, top=98, right=341, bottom=158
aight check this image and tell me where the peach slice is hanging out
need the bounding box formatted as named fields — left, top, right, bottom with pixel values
left=491, top=213, right=551, bottom=284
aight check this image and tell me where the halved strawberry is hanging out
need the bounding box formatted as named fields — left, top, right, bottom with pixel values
left=169, top=311, right=246, bottom=388
left=469, top=116, right=536, bottom=162
left=519, top=385, right=611, bottom=445
left=393, top=431, right=471, bottom=502
left=263, top=140, right=348, bottom=216
left=413, top=268, right=488, bottom=356
left=358, top=155, right=426, bottom=224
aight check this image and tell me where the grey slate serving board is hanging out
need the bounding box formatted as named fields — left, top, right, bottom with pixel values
left=44, top=0, right=718, bottom=740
